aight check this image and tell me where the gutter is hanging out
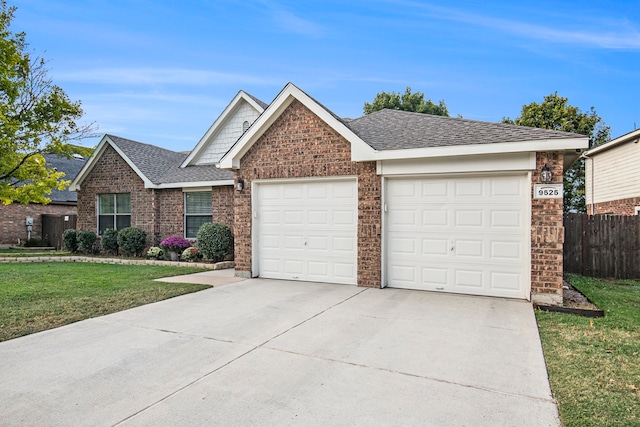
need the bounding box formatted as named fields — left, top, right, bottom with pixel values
left=580, top=151, right=595, bottom=215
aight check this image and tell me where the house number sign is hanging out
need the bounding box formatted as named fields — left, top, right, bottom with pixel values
left=534, top=184, right=563, bottom=199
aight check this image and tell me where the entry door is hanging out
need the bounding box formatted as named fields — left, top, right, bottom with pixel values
left=256, top=179, right=357, bottom=285
left=385, top=175, right=529, bottom=298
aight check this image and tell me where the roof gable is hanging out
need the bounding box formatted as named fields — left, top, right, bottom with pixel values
left=181, top=91, right=266, bottom=167
left=219, top=83, right=374, bottom=169
left=70, top=134, right=233, bottom=191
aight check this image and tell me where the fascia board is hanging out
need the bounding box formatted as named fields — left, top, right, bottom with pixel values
left=151, top=180, right=234, bottom=189
left=352, top=137, right=589, bottom=162
left=585, top=128, right=640, bottom=157
left=181, top=91, right=265, bottom=168
left=220, top=83, right=375, bottom=169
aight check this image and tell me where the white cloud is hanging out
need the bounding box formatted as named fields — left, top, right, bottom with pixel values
left=389, top=0, right=640, bottom=49
left=54, top=68, right=282, bottom=86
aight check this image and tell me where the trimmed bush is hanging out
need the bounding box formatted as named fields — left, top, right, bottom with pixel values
left=145, top=246, right=164, bottom=260
left=117, top=227, right=147, bottom=257
left=62, top=229, right=78, bottom=253
left=77, top=230, right=97, bottom=254
left=197, top=222, right=233, bottom=262
left=181, top=247, right=202, bottom=262
left=101, top=228, right=119, bottom=255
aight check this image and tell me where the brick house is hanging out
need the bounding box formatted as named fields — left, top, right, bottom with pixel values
left=584, top=128, right=640, bottom=215
left=1, top=154, right=87, bottom=247
left=70, top=91, right=267, bottom=244
left=219, top=83, right=588, bottom=305
left=73, top=83, right=588, bottom=305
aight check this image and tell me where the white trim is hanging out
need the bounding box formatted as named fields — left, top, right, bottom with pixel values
left=182, top=186, right=213, bottom=192
left=353, top=137, right=589, bottom=162
left=378, top=152, right=536, bottom=176
left=219, top=83, right=375, bottom=170
left=635, top=206, right=640, bottom=216
left=585, top=128, right=640, bottom=157
left=181, top=91, right=266, bottom=168
left=154, top=180, right=233, bottom=189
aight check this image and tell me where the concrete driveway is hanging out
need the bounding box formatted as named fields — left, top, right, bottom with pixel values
left=0, top=278, right=559, bottom=426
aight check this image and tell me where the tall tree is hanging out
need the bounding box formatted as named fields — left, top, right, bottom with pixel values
left=364, top=87, right=449, bottom=116
left=0, top=1, right=95, bottom=205
left=503, top=93, right=610, bottom=213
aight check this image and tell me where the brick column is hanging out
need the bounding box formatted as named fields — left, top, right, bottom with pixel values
left=531, top=151, right=564, bottom=305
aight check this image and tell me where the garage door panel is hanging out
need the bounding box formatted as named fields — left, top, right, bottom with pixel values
left=257, top=180, right=357, bottom=285
left=386, top=175, right=528, bottom=299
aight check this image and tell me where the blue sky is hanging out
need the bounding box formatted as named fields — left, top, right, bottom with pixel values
left=10, top=0, right=640, bottom=152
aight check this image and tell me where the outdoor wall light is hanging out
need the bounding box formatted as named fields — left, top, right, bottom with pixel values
left=236, top=179, right=245, bottom=191
left=540, top=164, right=553, bottom=184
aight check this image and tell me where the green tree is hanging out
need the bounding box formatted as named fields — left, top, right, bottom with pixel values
left=364, top=87, right=449, bottom=116
left=0, top=1, right=95, bottom=205
left=503, top=93, right=610, bottom=213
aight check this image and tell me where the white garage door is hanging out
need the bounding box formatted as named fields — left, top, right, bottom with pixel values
left=256, top=179, right=357, bottom=285
left=385, top=174, right=529, bottom=299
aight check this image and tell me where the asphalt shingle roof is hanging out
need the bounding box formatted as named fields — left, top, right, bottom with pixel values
left=345, top=109, right=585, bottom=151
left=45, top=154, right=87, bottom=203
left=106, top=135, right=233, bottom=185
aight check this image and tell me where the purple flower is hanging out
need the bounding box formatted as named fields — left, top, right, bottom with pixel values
left=160, top=235, right=191, bottom=252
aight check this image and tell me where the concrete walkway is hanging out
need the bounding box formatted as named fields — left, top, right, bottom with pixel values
left=0, top=279, right=560, bottom=426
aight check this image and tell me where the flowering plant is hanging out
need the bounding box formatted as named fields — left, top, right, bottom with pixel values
left=160, top=235, right=191, bottom=253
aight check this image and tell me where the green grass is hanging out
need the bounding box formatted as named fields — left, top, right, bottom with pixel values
left=0, top=249, right=72, bottom=257
left=0, top=262, right=210, bottom=341
left=536, top=274, right=640, bottom=426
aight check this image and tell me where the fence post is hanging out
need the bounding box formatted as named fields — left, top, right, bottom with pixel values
left=581, top=213, right=591, bottom=277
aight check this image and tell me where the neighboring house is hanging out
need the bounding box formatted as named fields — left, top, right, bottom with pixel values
left=584, top=128, right=640, bottom=215
left=73, top=83, right=589, bottom=305
left=0, top=154, right=87, bottom=246
left=70, top=90, right=267, bottom=243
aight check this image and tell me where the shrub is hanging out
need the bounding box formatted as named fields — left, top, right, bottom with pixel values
left=181, top=247, right=202, bottom=262
left=23, top=238, right=46, bottom=247
left=77, top=230, right=97, bottom=254
left=62, top=229, right=78, bottom=253
left=160, top=235, right=191, bottom=253
left=101, top=228, right=119, bottom=255
left=145, top=246, right=164, bottom=260
left=117, top=227, right=147, bottom=257
left=197, top=222, right=233, bottom=262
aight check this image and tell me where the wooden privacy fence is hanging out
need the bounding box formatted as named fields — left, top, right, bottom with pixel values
left=42, top=214, right=77, bottom=250
left=564, top=213, right=640, bottom=279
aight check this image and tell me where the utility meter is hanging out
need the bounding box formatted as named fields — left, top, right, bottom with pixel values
left=25, top=217, right=33, bottom=226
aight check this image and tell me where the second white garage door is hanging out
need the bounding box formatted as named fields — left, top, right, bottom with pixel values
left=256, top=179, right=357, bottom=285
left=385, top=174, right=529, bottom=299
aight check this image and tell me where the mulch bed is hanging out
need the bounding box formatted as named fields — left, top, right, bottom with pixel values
left=535, top=280, right=604, bottom=318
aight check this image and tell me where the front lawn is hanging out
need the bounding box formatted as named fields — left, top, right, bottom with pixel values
left=0, top=263, right=210, bottom=341
left=536, top=274, right=640, bottom=426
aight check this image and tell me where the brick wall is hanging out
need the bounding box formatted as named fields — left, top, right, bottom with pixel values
left=0, top=203, right=77, bottom=245
left=77, top=145, right=156, bottom=245
left=234, top=99, right=381, bottom=286
left=587, top=196, right=640, bottom=216
left=77, top=144, right=235, bottom=247
left=531, top=151, right=564, bottom=305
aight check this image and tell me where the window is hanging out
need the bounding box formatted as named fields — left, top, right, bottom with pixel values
left=185, top=191, right=212, bottom=238
left=98, top=193, right=131, bottom=235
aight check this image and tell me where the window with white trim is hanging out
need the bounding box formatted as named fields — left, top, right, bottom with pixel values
left=185, top=191, right=212, bottom=238
left=98, top=193, right=131, bottom=235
